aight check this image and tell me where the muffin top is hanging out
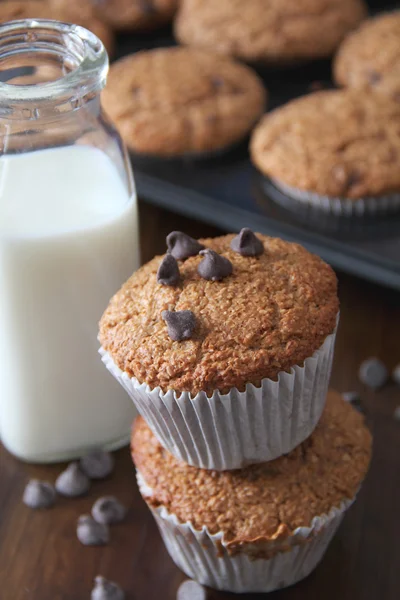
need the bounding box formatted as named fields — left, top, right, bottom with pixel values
left=334, top=12, right=400, bottom=100
left=0, top=0, right=114, bottom=56
left=102, top=48, right=266, bottom=157
left=175, top=0, right=367, bottom=64
left=132, top=389, right=372, bottom=551
left=250, top=89, right=400, bottom=199
left=99, top=232, right=338, bottom=395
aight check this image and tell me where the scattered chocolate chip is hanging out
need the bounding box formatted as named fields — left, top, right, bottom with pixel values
left=23, top=480, right=56, bottom=509
left=393, top=406, right=400, bottom=421
left=358, top=358, right=389, bottom=390
left=157, top=254, right=180, bottom=286
left=162, top=310, right=196, bottom=341
left=166, top=231, right=204, bottom=260
left=80, top=450, right=114, bottom=479
left=91, top=576, right=125, bottom=600
left=177, top=580, right=206, bottom=600
left=198, top=249, right=233, bottom=281
left=230, top=228, right=264, bottom=257
left=55, top=462, right=90, bottom=497
left=77, top=515, right=110, bottom=546
left=392, top=364, right=400, bottom=386
left=92, top=496, right=127, bottom=525
left=342, top=391, right=361, bottom=404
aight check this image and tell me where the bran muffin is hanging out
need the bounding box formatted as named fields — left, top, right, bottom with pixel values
left=0, top=0, right=114, bottom=56
left=54, top=0, right=179, bottom=32
left=99, top=231, right=338, bottom=469
left=175, top=0, right=368, bottom=65
left=250, top=89, right=400, bottom=216
left=101, top=48, right=266, bottom=157
left=132, top=389, right=372, bottom=593
left=334, top=12, right=400, bottom=101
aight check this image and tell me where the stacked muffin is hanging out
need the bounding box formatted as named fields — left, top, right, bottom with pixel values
left=99, top=230, right=372, bottom=593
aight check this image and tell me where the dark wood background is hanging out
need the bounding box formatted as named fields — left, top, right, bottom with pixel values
left=1, top=202, right=399, bottom=600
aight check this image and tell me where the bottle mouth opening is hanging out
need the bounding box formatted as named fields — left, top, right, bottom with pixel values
left=0, top=19, right=108, bottom=111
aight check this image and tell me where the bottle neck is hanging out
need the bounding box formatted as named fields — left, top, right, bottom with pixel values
left=0, top=19, right=108, bottom=122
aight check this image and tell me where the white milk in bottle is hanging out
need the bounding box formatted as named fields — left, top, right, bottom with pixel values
left=0, top=144, right=139, bottom=461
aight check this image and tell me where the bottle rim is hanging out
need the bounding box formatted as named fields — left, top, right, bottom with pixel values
left=0, top=19, right=108, bottom=107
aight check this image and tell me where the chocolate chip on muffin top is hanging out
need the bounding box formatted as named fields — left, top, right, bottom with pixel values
left=99, top=233, right=338, bottom=395
left=132, top=389, right=372, bottom=551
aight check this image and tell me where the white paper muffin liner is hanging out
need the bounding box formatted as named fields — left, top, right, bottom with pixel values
left=272, top=178, right=400, bottom=217
left=99, top=321, right=337, bottom=470
left=136, top=471, right=353, bottom=593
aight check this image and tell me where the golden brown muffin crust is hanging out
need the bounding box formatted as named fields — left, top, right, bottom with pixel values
left=0, top=0, right=114, bottom=56
left=56, top=0, right=178, bottom=32
left=102, top=48, right=266, bottom=157
left=175, top=0, right=367, bottom=64
left=334, top=12, right=400, bottom=100
left=132, top=389, right=372, bottom=550
left=250, top=89, right=400, bottom=199
left=99, top=233, right=338, bottom=395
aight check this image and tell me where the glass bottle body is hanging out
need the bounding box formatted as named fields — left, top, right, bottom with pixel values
left=0, top=20, right=139, bottom=462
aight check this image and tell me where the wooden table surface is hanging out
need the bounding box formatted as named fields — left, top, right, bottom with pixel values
left=1, top=202, right=399, bottom=600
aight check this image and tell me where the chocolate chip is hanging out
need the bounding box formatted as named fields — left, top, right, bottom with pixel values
left=367, top=70, right=381, bottom=85
left=342, top=391, right=364, bottom=413
left=23, top=480, right=56, bottom=509
left=92, top=496, right=127, bottom=525
left=80, top=450, right=114, bottom=479
left=230, top=228, right=264, bottom=257
left=91, top=576, right=125, bottom=600
left=177, top=580, right=206, bottom=600
left=55, top=462, right=90, bottom=497
left=392, top=364, right=400, bottom=386
left=157, top=254, right=180, bottom=286
left=358, top=358, right=389, bottom=390
left=342, top=391, right=361, bottom=404
left=162, top=310, right=196, bottom=341
left=394, top=406, right=400, bottom=421
left=198, top=249, right=233, bottom=281
left=166, top=231, right=204, bottom=260
left=211, top=76, right=224, bottom=88
left=138, top=0, right=156, bottom=15
left=77, top=515, right=110, bottom=546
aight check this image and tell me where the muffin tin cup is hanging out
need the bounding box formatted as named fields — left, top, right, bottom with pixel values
left=99, top=317, right=337, bottom=470
left=272, top=178, right=400, bottom=217
left=136, top=471, right=353, bottom=594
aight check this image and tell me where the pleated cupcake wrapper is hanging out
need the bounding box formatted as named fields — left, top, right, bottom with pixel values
left=272, top=178, right=400, bottom=217
left=99, top=321, right=337, bottom=470
left=136, top=471, right=353, bottom=594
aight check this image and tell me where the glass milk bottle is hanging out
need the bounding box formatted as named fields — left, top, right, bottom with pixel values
left=0, top=19, right=139, bottom=462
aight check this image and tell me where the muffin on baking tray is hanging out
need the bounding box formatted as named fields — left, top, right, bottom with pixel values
left=0, top=0, right=114, bottom=57
left=132, top=389, right=372, bottom=593
left=101, top=47, right=267, bottom=158
left=250, top=89, right=400, bottom=216
left=175, top=0, right=368, bottom=65
left=53, top=0, right=179, bottom=32
left=99, top=230, right=339, bottom=470
left=334, top=11, right=400, bottom=101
